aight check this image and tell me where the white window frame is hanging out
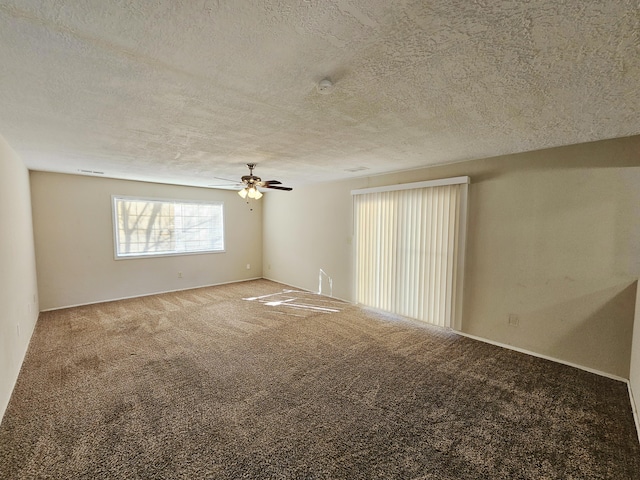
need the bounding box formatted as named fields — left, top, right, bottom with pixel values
left=111, top=195, right=225, bottom=260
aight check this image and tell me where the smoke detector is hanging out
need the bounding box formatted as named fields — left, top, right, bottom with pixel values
left=317, top=78, right=334, bottom=95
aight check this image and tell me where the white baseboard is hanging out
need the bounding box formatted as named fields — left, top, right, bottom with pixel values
left=455, top=331, right=628, bottom=383
left=261, top=276, right=353, bottom=304
left=40, top=277, right=264, bottom=312
left=628, top=383, right=640, bottom=445
left=41, top=277, right=350, bottom=313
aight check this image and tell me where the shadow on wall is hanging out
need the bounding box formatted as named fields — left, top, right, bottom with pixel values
left=522, top=281, right=637, bottom=378
left=451, top=136, right=640, bottom=185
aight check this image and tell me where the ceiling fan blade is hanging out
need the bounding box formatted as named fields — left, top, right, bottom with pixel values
left=262, top=180, right=282, bottom=186
left=264, top=185, right=293, bottom=191
left=213, top=176, right=241, bottom=183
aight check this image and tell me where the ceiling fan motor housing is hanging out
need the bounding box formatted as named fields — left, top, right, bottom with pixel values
left=242, top=175, right=260, bottom=185
left=237, top=163, right=293, bottom=192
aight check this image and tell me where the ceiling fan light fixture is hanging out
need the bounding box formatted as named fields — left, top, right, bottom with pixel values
left=239, top=185, right=263, bottom=200
left=233, top=163, right=292, bottom=200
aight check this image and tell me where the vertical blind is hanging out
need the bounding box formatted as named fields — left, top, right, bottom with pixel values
left=352, top=178, right=469, bottom=329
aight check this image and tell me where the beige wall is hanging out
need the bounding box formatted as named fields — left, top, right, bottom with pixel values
left=0, top=136, right=39, bottom=422
left=264, top=136, right=640, bottom=378
left=263, top=180, right=355, bottom=301
left=31, top=172, right=263, bottom=310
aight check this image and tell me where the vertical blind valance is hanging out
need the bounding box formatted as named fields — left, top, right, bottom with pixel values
left=352, top=177, right=469, bottom=329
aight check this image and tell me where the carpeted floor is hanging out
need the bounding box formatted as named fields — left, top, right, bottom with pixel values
left=1, top=279, right=639, bottom=479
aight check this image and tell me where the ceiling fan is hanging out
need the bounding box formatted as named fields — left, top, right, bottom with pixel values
left=212, top=163, right=292, bottom=199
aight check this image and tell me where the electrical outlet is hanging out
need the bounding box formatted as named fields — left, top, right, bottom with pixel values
left=178, top=272, right=183, bottom=278
left=246, top=264, right=251, bottom=270
left=16, top=324, right=20, bottom=337
left=508, top=314, right=519, bottom=327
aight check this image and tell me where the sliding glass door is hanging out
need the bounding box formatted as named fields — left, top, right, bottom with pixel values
left=352, top=177, right=469, bottom=329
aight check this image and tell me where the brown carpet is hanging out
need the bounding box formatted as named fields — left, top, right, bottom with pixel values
left=1, top=279, right=639, bottom=479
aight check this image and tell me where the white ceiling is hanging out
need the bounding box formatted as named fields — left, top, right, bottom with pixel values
left=1, top=1, right=638, bottom=189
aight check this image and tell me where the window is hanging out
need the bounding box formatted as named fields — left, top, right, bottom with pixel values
left=112, top=196, right=224, bottom=258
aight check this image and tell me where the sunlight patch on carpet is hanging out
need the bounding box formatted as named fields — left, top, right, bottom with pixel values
left=243, top=289, right=344, bottom=315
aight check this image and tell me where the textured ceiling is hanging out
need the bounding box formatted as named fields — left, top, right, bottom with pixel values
left=0, top=1, right=639, bottom=189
